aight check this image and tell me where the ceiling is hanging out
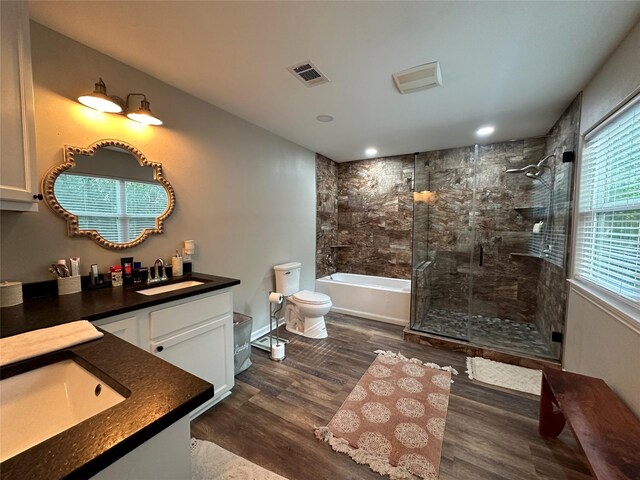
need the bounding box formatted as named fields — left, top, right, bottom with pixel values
left=28, top=1, right=640, bottom=162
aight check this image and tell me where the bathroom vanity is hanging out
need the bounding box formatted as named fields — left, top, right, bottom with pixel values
left=93, top=282, right=236, bottom=415
left=0, top=272, right=240, bottom=480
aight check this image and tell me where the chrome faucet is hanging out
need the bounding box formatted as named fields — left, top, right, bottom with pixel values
left=148, top=258, right=168, bottom=284
left=326, top=253, right=335, bottom=269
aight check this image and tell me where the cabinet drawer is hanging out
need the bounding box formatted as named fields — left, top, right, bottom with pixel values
left=149, top=292, right=231, bottom=339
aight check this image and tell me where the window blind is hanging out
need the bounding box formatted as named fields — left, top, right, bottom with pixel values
left=575, top=96, right=640, bottom=302
left=54, top=174, right=167, bottom=243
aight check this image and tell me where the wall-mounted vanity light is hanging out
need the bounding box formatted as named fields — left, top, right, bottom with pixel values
left=77, top=78, right=163, bottom=126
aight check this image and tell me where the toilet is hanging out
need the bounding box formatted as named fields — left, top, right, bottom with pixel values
left=274, top=262, right=332, bottom=339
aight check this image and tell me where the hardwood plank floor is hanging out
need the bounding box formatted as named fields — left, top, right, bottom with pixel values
left=191, top=313, right=592, bottom=479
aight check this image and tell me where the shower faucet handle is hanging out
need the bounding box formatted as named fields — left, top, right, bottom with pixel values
left=326, top=253, right=335, bottom=268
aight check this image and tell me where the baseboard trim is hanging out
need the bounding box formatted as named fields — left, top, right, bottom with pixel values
left=250, top=317, right=285, bottom=341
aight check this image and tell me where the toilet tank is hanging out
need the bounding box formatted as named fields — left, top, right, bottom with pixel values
left=274, top=262, right=301, bottom=297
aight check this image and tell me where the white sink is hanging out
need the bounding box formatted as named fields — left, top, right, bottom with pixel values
left=136, top=280, right=204, bottom=296
left=0, top=359, right=125, bottom=462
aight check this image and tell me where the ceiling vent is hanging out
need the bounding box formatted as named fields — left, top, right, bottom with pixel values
left=392, top=61, right=442, bottom=94
left=287, top=61, right=330, bottom=87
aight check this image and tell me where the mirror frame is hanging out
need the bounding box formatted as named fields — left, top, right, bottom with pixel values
left=42, top=139, right=176, bottom=249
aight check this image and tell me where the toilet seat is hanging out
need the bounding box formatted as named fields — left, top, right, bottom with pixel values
left=292, top=290, right=331, bottom=305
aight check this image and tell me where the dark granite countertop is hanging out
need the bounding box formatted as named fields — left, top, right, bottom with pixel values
left=1, top=272, right=241, bottom=338
left=0, top=272, right=241, bottom=480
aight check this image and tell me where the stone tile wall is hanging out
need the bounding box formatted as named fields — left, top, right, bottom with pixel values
left=336, top=155, right=414, bottom=279
left=337, top=155, right=414, bottom=279
left=315, top=154, right=414, bottom=279
left=316, top=154, right=338, bottom=279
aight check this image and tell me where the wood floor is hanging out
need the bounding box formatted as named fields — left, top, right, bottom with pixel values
left=191, top=313, right=592, bottom=480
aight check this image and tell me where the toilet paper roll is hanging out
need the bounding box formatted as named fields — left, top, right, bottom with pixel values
left=1, top=281, right=23, bottom=307
left=269, top=292, right=283, bottom=304
left=270, top=343, right=285, bottom=361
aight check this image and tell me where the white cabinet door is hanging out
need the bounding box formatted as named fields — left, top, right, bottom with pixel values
left=91, top=415, right=191, bottom=480
left=0, top=1, right=38, bottom=212
left=98, top=316, right=138, bottom=346
left=150, top=315, right=233, bottom=400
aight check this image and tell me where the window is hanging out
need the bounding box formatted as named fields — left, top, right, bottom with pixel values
left=54, top=173, right=168, bottom=243
left=575, top=95, right=640, bottom=303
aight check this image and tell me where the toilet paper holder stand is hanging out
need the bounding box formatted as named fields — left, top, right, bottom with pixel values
left=250, top=292, right=289, bottom=359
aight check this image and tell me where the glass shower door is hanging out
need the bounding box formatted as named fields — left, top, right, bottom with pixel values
left=466, top=140, right=571, bottom=360
left=410, top=148, right=476, bottom=341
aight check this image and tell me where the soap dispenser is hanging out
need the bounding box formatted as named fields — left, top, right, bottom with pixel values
left=172, top=250, right=183, bottom=277
left=533, top=220, right=544, bottom=234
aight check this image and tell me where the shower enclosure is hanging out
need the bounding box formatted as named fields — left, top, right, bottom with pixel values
left=409, top=138, right=574, bottom=360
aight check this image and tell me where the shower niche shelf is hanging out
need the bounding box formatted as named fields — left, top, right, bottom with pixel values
left=509, top=252, right=543, bottom=260
left=513, top=206, right=544, bottom=219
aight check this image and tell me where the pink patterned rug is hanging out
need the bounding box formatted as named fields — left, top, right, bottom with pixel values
left=315, top=350, right=457, bottom=480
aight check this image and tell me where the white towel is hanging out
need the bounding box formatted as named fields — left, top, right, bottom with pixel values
left=0, top=320, right=103, bottom=367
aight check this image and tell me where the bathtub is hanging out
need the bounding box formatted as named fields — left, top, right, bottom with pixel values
left=316, top=273, right=411, bottom=325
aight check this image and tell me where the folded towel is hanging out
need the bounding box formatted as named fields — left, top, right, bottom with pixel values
left=0, top=320, right=103, bottom=367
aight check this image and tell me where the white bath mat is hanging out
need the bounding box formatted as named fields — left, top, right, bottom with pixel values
left=466, top=357, right=542, bottom=395
left=191, top=438, right=288, bottom=480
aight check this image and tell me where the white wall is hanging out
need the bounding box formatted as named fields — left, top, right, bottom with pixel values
left=0, top=23, right=317, bottom=333
left=580, top=21, right=640, bottom=134
left=565, top=285, right=640, bottom=415
left=564, top=20, right=640, bottom=415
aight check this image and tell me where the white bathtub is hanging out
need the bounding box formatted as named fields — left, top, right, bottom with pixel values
left=316, top=273, right=411, bottom=325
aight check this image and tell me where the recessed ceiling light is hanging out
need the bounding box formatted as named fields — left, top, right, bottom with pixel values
left=476, top=126, right=495, bottom=136
left=316, top=114, right=334, bottom=122
left=365, top=148, right=378, bottom=156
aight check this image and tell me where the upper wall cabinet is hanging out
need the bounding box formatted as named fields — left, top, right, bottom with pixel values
left=0, top=1, right=38, bottom=212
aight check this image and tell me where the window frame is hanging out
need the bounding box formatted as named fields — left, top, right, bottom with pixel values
left=572, top=92, right=640, bottom=313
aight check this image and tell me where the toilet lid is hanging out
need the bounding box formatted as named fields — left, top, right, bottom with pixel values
left=292, top=290, right=330, bottom=305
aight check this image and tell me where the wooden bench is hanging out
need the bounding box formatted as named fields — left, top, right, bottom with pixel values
left=539, top=368, right=640, bottom=479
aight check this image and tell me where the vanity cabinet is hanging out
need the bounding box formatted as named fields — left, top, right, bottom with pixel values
left=92, top=288, right=235, bottom=417
left=149, top=294, right=234, bottom=408
left=92, top=416, right=191, bottom=480
left=98, top=316, right=138, bottom=345
left=0, top=1, right=39, bottom=212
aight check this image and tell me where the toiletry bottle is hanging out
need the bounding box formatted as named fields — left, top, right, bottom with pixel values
left=132, top=261, right=142, bottom=284
left=90, top=264, right=100, bottom=285
left=172, top=250, right=183, bottom=277
left=110, top=266, right=123, bottom=287
left=121, top=257, right=134, bottom=285
left=70, top=257, right=80, bottom=276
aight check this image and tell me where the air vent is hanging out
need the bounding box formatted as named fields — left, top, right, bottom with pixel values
left=392, top=61, right=442, bottom=94
left=287, top=61, right=330, bottom=87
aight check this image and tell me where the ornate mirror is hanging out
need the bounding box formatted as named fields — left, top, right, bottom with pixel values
left=42, top=139, right=175, bottom=249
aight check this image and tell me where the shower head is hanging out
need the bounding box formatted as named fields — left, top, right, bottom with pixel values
left=505, top=154, right=555, bottom=176
left=506, top=164, right=541, bottom=174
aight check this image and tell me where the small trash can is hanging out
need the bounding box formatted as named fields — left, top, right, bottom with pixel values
left=233, top=312, right=253, bottom=375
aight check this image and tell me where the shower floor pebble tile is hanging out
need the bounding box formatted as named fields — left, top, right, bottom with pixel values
left=416, top=309, right=553, bottom=358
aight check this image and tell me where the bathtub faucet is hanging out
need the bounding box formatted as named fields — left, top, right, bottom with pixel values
left=326, top=253, right=335, bottom=269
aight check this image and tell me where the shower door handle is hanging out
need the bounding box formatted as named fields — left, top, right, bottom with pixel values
left=479, top=245, right=484, bottom=267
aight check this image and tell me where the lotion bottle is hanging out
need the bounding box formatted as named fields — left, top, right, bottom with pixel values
left=172, top=250, right=183, bottom=277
